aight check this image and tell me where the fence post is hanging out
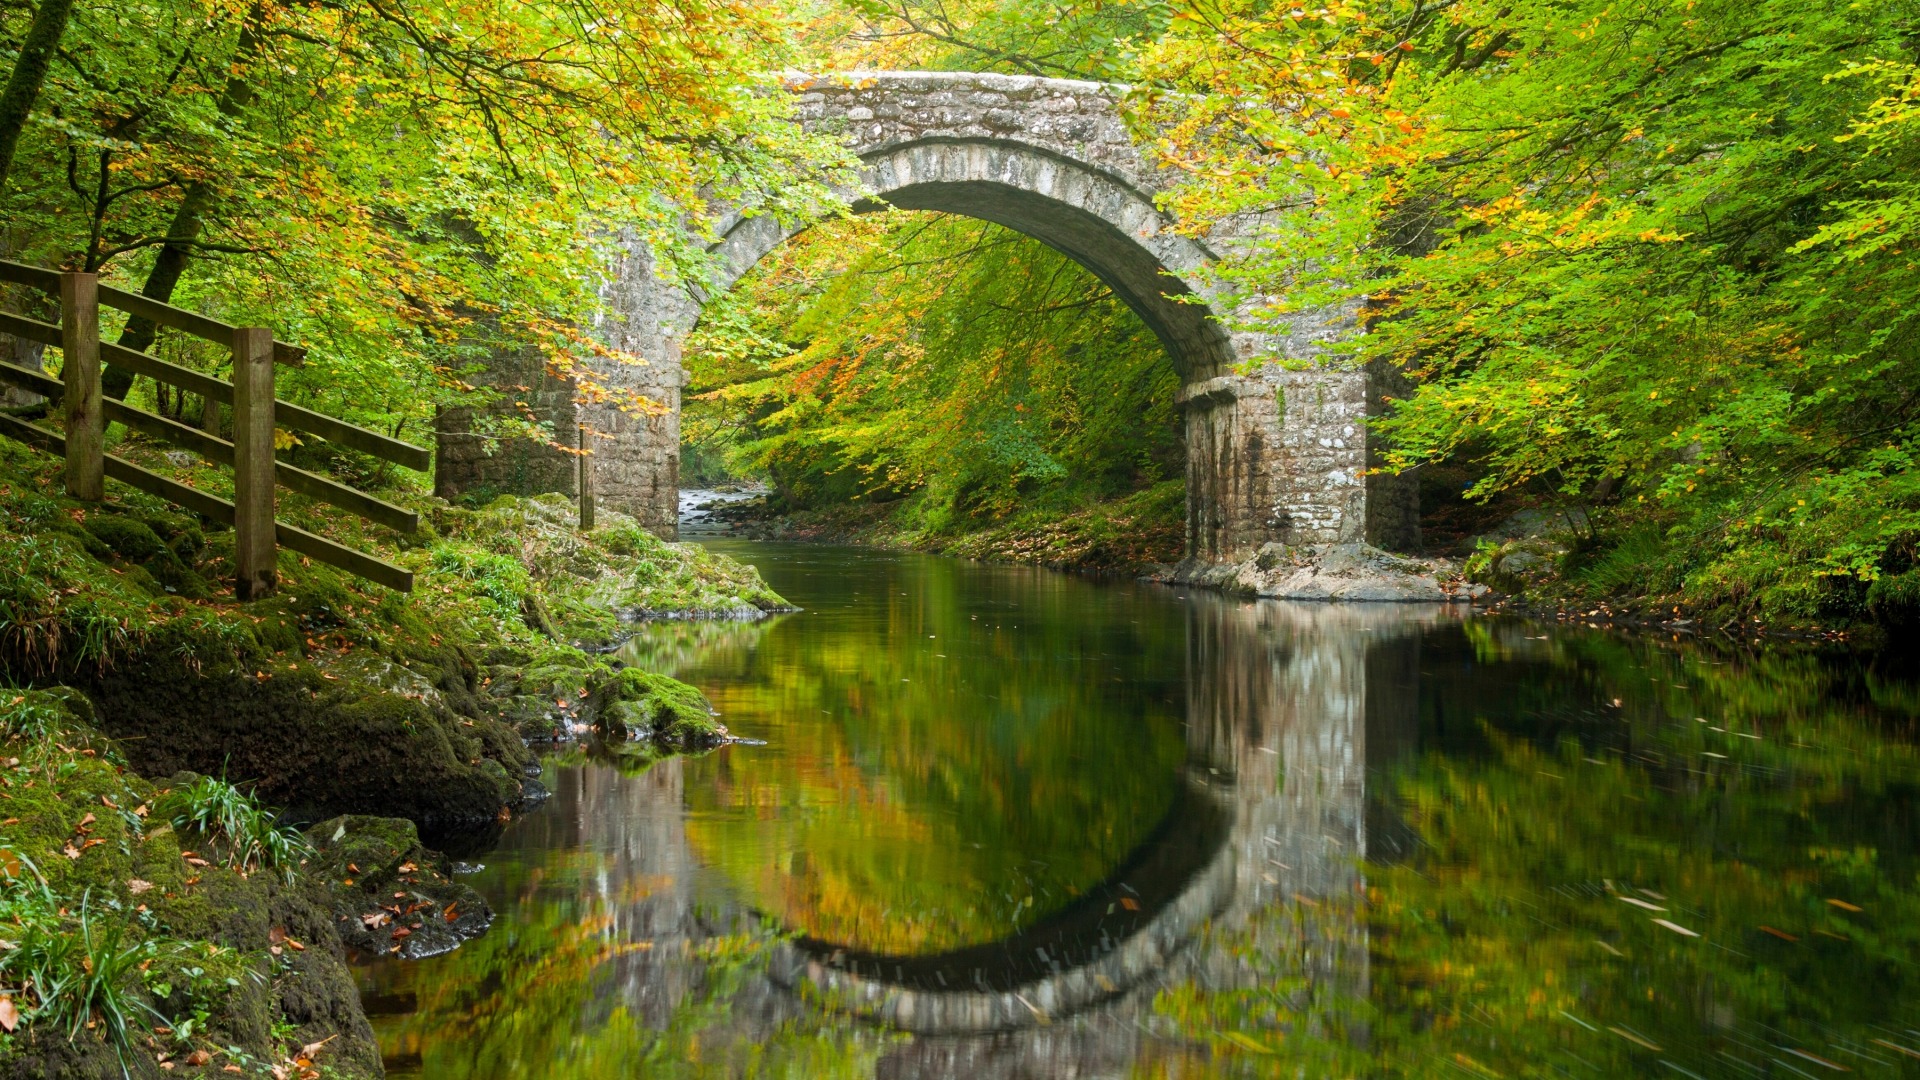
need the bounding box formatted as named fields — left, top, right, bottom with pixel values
left=231, top=327, right=276, bottom=599
left=577, top=422, right=595, bottom=531
left=200, top=395, right=221, bottom=437
left=58, top=272, right=102, bottom=500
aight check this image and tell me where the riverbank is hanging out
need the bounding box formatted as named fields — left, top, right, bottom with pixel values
left=0, top=436, right=792, bottom=1076
left=682, top=480, right=1186, bottom=576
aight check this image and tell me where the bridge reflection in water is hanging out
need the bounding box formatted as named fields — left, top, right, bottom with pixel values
left=769, top=598, right=1444, bottom=1041
left=360, top=587, right=1455, bottom=1077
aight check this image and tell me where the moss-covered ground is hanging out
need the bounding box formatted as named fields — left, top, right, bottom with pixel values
left=0, top=427, right=791, bottom=1075
left=0, top=690, right=379, bottom=1080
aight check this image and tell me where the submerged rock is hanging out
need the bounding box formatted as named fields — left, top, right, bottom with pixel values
left=1163, top=542, right=1485, bottom=603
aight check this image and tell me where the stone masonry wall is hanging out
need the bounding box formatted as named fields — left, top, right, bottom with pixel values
left=448, top=72, right=1404, bottom=555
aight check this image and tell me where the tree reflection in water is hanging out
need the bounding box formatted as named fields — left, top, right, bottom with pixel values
left=357, top=545, right=1920, bottom=1079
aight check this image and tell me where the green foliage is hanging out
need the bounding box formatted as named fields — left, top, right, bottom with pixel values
left=0, top=0, right=852, bottom=455
left=686, top=212, right=1184, bottom=551
left=156, top=775, right=313, bottom=878
left=1132, top=0, right=1920, bottom=623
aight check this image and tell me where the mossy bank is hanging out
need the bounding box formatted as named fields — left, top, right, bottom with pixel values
left=0, top=436, right=791, bottom=1076
left=0, top=440, right=788, bottom=832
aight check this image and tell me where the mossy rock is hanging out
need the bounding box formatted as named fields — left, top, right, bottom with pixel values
left=83, top=514, right=170, bottom=561
left=305, top=815, right=493, bottom=959
left=0, top=690, right=382, bottom=1080
left=81, top=512, right=213, bottom=600
left=84, top=651, right=535, bottom=834
left=595, top=669, right=724, bottom=748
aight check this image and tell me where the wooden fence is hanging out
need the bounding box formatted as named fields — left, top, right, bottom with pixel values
left=0, top=261, right=428, bottom=597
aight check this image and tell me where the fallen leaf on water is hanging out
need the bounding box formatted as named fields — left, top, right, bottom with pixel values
left=1651, top=919, right=1699, bottom=937
left=1220, top=1030, right=1276, bottom=1054
left=1618, top=896, right=1666, bottom=912
left=1782, top=1047, right=1849, bottom=1071
left=1608, top=1026, right=1662, bottom=1051
left=1118, top=897, right=1140, bottom=912
left=1759, top=926, right=1798, bottom=941
left=1871, top=1039, right=1920, bottom=1060
left=1825, top=898, right=1862, bottom=912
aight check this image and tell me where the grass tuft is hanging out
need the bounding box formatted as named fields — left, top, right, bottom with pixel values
left=156, top=775, right=314, bottom=878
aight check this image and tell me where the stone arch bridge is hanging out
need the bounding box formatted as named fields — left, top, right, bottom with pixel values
left=436, top=72, right=1416, bottom=564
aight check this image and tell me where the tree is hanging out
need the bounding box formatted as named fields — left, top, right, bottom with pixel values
left=1131, top=0, right=1920, bottom=621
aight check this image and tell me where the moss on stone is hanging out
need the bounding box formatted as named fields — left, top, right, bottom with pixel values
left=596, top=668, right=724, bottom=748
left=0, top=691, right=382, bottom=1080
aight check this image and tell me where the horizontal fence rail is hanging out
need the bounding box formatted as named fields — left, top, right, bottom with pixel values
left=0, top=261, right=424, bottom=595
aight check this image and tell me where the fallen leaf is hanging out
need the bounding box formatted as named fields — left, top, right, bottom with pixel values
left=128, top=879, right=154, bottom=895
left=186, top=1049, right=212, bottom=1066
left=1826, top=898, right=1863, bottom=913
left=397, top=862, right=417, bottom=874
left=1617, top=896, right=1666, bottom=912
left=0, top=996, right=17, bottom=1032
left=1609, top=1026, right=1662, bottom=1051
left=1118, top=897, right=1140, bottom=912
left=1220, top=1030, right=1275, bottom=1054
left=299, top=1035, right=336, bottom=1059
left=62, top=843, right=82, bottom=859
left=76, top=812, right=96, bottom=829
left=184, top=856, right=210, bottom=867
left=1759, top=925, right=1798, bottom=941
left=360, top=912, right=391, bottom=929
left=1651, top=918, right=1699, bottom=937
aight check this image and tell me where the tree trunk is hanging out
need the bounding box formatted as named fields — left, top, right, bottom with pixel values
left=0, top=0, right=76, bottom=197
left=101, top=6, right=265, bottom=400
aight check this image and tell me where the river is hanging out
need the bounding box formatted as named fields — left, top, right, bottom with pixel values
left=354, top=540, right=1920, bottom=1078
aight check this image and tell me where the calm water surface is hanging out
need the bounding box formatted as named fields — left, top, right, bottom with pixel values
left=357, top=542, right=1920, bottom=1078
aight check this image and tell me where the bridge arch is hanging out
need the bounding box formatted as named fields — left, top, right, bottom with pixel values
left=438, top=72, right=1418, bottom=563
left=707, top=136, right=1237, bottom=384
